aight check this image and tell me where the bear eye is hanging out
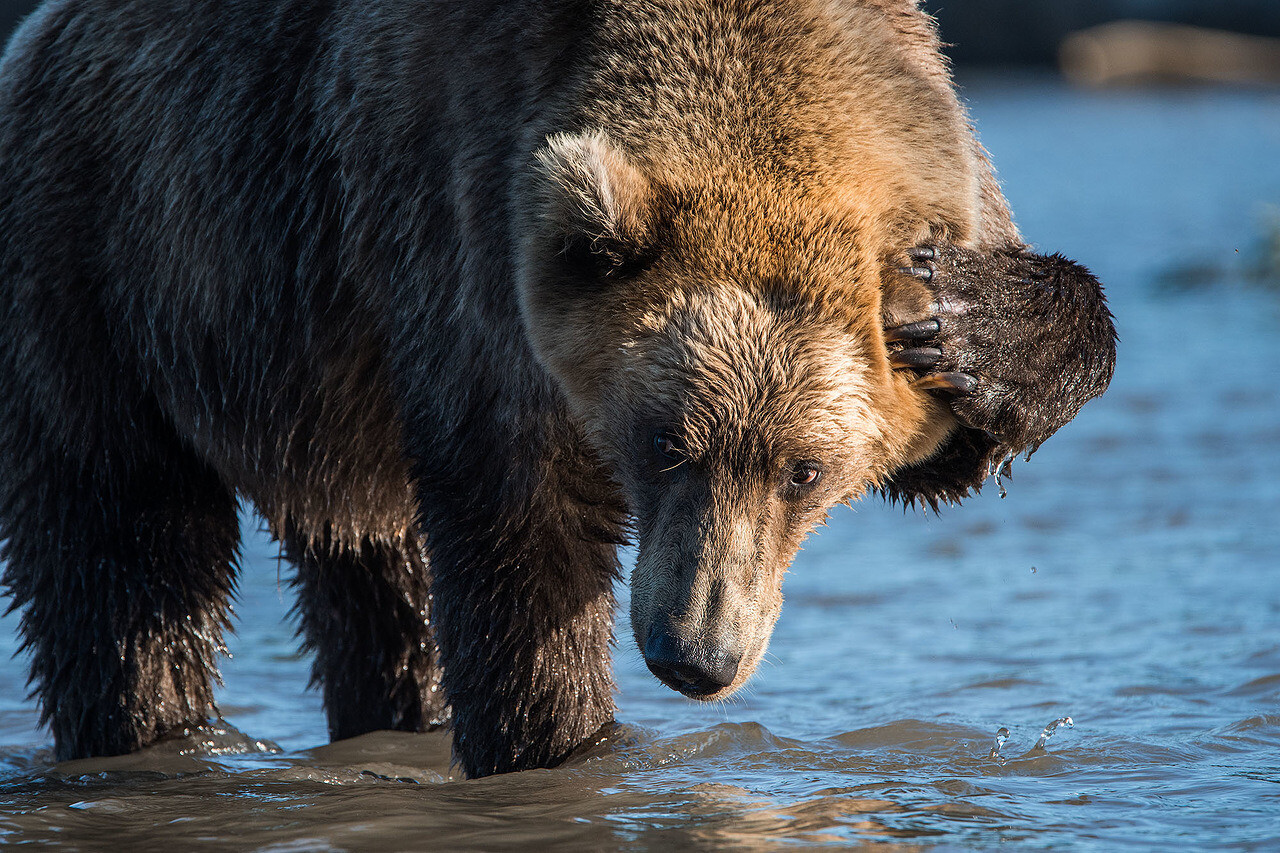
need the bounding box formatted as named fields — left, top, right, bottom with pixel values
left=789, top=463, right=822, bottom=488
left=653, top=432, right=684, bottom=462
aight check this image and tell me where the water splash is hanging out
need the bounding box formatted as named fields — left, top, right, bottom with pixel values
left=989, top=727, right=1010, bottom=764
left=987, top=717, right=1073, bottom=762
left=1031, top=717, right=1075, bottom=752
left=989, top=451, right=1016, bottom=499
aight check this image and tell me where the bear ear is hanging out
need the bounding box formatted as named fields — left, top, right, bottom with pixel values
left=534, top=131, right=661, bottom=279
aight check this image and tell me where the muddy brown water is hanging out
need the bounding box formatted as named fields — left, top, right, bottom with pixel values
left=3, top=74, right=1280, bottom=850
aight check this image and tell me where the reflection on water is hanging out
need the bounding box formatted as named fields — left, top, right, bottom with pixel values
left=3, top=74, right=1280, bottom=849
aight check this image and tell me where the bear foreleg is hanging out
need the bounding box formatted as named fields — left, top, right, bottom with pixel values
left=415, top=438, right=625, bottom=778
left=285, top=525, right=449, bottom=741
left=0, top=416, right=239, bottom=760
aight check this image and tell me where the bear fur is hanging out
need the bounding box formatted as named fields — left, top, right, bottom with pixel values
left=0, top=0, right=1115, bottom=777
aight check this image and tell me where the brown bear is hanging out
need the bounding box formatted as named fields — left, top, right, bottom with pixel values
left=0, top=0, right=1114, bottom=777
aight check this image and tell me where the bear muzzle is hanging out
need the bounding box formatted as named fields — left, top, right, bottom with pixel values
left=642, top=623, right=742, bottom=698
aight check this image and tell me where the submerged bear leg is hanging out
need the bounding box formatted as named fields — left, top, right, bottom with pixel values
left=0, top=419, right=239, bottom=761
left=285, top=525, right=448, bottom=740
left=415, top=434, right=626, bottom=778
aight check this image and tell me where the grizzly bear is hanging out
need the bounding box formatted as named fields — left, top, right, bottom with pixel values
left=0, top=0, right=1115, bottom=777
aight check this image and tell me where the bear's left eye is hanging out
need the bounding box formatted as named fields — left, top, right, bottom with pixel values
left=789, top=464, right=822, bottom=488
left=653, top=432, right=684, bottom=462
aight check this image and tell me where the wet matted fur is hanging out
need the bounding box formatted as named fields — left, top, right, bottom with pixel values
left=0, top=0, right=1114, bottom=776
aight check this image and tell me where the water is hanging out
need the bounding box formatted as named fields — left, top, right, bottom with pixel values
left=3, top=73, right=1280, bottom=850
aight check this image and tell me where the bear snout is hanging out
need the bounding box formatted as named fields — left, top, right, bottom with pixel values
left=642, top=624, right=742, bottom=699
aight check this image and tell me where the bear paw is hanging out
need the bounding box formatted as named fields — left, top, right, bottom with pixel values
left=886, top=242, right=1116, bottom=455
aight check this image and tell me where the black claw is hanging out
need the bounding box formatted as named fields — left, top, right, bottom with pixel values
left=890, top=347, right=943, bottom=369
left=899, top=265, right=934, bottom=282
left=885, top=319, right=940, bottom=343
left=912, top=371, right=977, bottom=394
left=943, top=372, right=977, bottom=393
left=908, top=246, right=937, bottom=261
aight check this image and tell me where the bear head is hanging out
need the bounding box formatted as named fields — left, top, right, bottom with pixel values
left=519, top=131, right=955, bottom=700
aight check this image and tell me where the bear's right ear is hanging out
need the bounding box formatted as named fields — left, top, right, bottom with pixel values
left=533, top=131, right=661, bottom=279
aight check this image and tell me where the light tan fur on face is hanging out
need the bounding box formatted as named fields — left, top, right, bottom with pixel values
left=615, top=286, right=894, bottom=696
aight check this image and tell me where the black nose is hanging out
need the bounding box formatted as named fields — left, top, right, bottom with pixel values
left=644, top=629, right=740, bottom=697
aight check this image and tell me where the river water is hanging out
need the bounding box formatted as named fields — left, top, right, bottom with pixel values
left=2, top=73, right=1279, bottom=851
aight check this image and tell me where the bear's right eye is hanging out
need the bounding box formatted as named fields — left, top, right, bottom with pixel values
left=653, top=432, right=684, bottom=462
left=790, top=464, right=822, bottom=487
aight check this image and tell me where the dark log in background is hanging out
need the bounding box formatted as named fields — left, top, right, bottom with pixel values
left=926, top=0, right=1280, bottom=65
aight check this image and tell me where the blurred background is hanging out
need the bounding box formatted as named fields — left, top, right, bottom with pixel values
left=929, top=0, right=1280, bottom=79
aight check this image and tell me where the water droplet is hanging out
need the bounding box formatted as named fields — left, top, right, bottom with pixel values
left=1032, top=716, right=1074, bottom=751
left=989, top=726, right=1010, bottom=764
